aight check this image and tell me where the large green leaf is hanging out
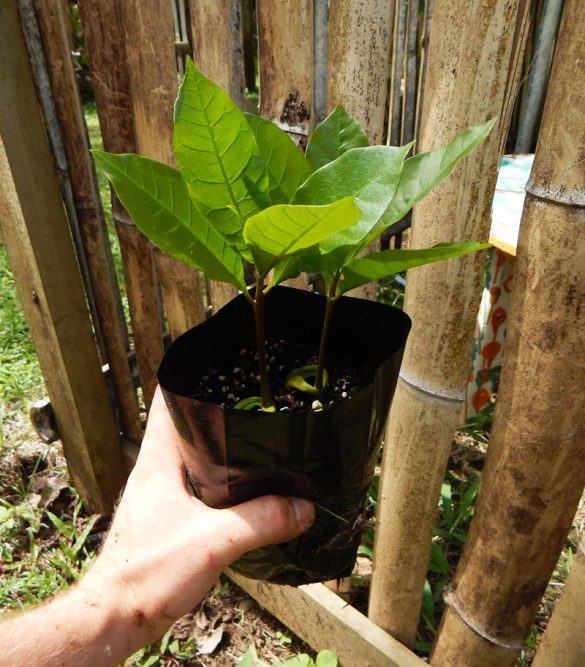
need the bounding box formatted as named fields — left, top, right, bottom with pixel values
left=305, top=104, right=369, bottom=171
left=173, top=59, right=268, bottom=248
left=92, top=150, right=247, bottom=291
left=244, top=113, right=312, bottom=204
left=364, top=119, right=497, bottom=245
left=338, top=241, right=490, bottom=294
left=292, top=144, right=412, bottom=272
left=244, top=197, right=360, bottom=275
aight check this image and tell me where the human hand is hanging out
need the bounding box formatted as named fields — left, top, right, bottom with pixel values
left=77, top=387, right=315, bottom=657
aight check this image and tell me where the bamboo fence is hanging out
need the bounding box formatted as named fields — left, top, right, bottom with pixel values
left=368, top=0, right=532, bottom=647
left=431, top=1, right=585, bottom=662
left=1, top=0, right=582, bottom=663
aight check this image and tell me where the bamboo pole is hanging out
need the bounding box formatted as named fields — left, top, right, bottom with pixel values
left=327, top=0, right=393, bottom=146
left=532, top=537, right=585, bottom=667
left=514, top=0, right=564, bottom=153
left=389, top=0, right=407, bottom=148
left=327, top=0, right=395, bottom=300
left=0, top=0, right=126, bottom=513
left=431, top=2, right=585, bottom=662
left=189, top=0, right=244, bottom=104
left=401, top=0, right=418, bottom=147
left=29, top=0, right=143, bottom=443
left=118, top=0, right=205, bottom=342
left=188, top=0, right=244, bottom=309
left=78, top=0, right=165, bottom=410
left=256, top=0, right=312, bottom=292
left=313, top=0, right=329, bottom=124
left=257, top=0, right=314, bottom=145
left=367, top=0, right=531, bottom=647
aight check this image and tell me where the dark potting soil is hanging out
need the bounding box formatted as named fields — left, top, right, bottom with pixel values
left=188, top=338, right=374, bottom=412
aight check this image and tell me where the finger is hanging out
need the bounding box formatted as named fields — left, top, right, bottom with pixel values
left=211, top=496, right=315, bottom=566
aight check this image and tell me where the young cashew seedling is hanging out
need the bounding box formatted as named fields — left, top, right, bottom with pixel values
left=94, top=58, right=493, bottom=411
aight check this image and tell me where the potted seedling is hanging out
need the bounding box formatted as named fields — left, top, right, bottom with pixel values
left=94, top=59, right=493, bottom=585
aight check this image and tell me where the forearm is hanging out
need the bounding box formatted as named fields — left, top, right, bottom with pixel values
left=0, top=586, right=127, bottom=667
left=0, top=389, right=314, bottom=666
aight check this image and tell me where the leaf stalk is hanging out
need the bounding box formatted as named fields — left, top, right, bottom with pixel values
left=253, top=274, right=275, bottom=411
left=315, top=272, right=341, bottom=394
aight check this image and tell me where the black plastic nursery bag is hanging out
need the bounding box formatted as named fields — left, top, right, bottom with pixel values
left=158, top=286, right=411, bottom=585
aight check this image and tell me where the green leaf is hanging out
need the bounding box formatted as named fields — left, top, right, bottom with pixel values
left=173, top=59, right=268, bottom=248
left=285, top=365, right=328, bottom=396
left=244, top=197, right=360, bottom=276
left=368, top=118, right=497, bottom=244
left=159, top=629, right=173, bottom=655
left=245, top=112, right=312, bottom=204
left=421, top=579, right=437, bottom=631
left=306, top=104, right=369, bottom=171
left=45, top=511, right=72, bottom=539
left=357, top=544, right=373, bottom=559
left=292, top=145, right=412, bottom=272
left=93, top=151, right=247, bottom=292
left=237, top=646, right=265, bottom=667
left=315, top=650, right=339, bottom=667
left=428, top=542, right=449, bottom=575
left=280, top=655, right=314, bottom=667
left=71, top=515, right=99, bottom=558
left=338, top=241, right=490, bottom=294
left=234, top=396, right=263, bottom=411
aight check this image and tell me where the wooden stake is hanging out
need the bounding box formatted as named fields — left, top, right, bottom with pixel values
left=30, top=0, right=143, bottom=443
left=368, top=0, right=531, bottom=647
left=228, top=570, right=427, bottom=667
left=78, top=0, right=164, bottom=410
left=532, top=538, right=585, bottom=667
left=0, top=0, right=125, bottom=513
left=432, top=2, right=585, bottom=662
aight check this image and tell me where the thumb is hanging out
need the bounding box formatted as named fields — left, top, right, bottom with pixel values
left=213, top=495, right=315, bottom=566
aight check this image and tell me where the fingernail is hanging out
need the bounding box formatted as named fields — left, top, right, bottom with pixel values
left=291, top=498, right=315, bottom=529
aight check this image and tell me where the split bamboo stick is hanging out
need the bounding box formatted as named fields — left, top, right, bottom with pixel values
left=531, top=536, right=585, bottom=667
left=78, top=0, right=165, bottom=410
left=431, top=1, right=585, bottom=662
left=30, top=0, right=143, bottom=443
left=367, top=0, right=531, bottom=647
left=0, top=0, right=126, bottom=513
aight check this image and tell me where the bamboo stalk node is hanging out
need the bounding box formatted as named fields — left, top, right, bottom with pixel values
left=398, top=371, right=465, bottom=403
left=443, top=589, right=525, bottom=650
left=525, top=181, right=585, bottom=207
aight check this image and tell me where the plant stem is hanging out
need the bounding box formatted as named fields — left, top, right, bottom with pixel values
left=254, top=274, right=275, bottom=411
left=315, top=273, right=341, bottom=394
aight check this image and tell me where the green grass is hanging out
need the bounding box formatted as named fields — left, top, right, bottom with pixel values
left=0, top=475, right=97, bottom=610
left=0, top=246, right=46, bottom=450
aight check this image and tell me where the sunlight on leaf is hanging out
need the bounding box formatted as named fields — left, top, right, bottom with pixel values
left=305, top=104, right=369, bottom=171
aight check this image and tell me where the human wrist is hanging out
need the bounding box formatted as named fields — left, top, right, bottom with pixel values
left=77, top=554, right=179, bottom=662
